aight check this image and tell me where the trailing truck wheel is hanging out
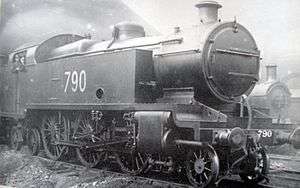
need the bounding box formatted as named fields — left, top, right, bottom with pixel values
left=239, top=148, right=269, bottom=184
left=41, top=114, right=69, bottom=160
left=185, top=145, right=219, bottom=188
left=27, top=128, right=41, bottom=156
left=10, top=126, right=22, bottom=151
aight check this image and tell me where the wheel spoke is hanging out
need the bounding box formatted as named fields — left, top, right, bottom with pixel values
left=45, top=121, right=52, bottom=128
left=204, top=167, right=212, bottom=172
left=79, top=123, right=86, bottom=132
left=194, top=152, right=198, bottom=159
left=135, top=157, right=140, bottom=169
left=138, top=153, right=144, bottom=165
left=199, top=149, right=202, bottom=159
left=192, top=169, right=196, bottom=176
left=203, top=172, right=208, bottom=180
left=55, top=146, right=60, bottom=156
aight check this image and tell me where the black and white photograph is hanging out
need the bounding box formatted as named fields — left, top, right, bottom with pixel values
left=0, top=0, right=299, bottom=187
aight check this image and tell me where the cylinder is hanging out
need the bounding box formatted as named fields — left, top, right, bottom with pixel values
left=135, top=111, right=173, bottom=153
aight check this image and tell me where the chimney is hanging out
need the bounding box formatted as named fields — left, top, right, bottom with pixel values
left=266, top=64, right=277, bottom=82
left=195, top=1, right=222, bottom=24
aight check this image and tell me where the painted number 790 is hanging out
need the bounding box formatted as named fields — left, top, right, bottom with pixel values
left=64, top=70, right=86, bottom=93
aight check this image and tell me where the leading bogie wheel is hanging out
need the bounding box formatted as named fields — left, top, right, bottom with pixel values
left=185, top=145, right=219, bottom=188
left=41, top=113, right=70, bottom=160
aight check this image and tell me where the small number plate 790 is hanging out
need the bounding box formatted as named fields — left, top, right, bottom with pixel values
left=257, top=129, right=273, bottom=138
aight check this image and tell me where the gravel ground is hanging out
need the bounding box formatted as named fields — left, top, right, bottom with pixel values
left=0, top=145, right=183, bottom=188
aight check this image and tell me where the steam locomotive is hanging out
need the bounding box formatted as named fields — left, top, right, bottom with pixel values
left=0, top=1, right=299, bottom=187
left=250, top=65, right=291, bottom=121
left=248, top=65, right=298, bottom=146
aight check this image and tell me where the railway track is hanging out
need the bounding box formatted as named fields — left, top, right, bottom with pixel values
left=270, top=154, right=300, bottom=162
left=1, top=146, right=299, bottom=188
left=32, top=153, right=300, bottom=188
left=264, top=154, right=300, bottom=188
left=25, top=156, right=251, bottom=188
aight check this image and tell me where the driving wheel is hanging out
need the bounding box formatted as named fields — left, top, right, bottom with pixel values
left=115, top=151, right=149, bottom=175
left=41, top=113, right=69, bottom=160
left=74, top=113, right=107, bottom=168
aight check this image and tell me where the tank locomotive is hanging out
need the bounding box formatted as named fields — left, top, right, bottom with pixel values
left=0, top=1, right=299, bottom=187
left=248, top=65, right=297, bottom=146
left=250, top=65, right=291, bottom=122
